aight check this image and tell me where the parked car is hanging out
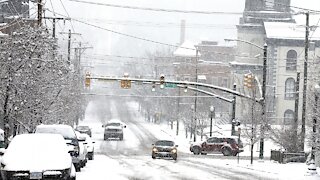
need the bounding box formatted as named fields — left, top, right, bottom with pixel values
left=82, top=134, right=95, bottom=160
left=75, top=125, right=92, bottom=137
left=152, top=140, right=178, bottom=160
left=75, top=131, right=88, bottom=167
left=0, top=129, right=4, bottom=149
left=34, top=124, right=83, bottom=172
left=103, top=120, right=126, bottom=141
left=0, top=133, right=76, bottom=180
left=190, top=136, right=243, bottom=156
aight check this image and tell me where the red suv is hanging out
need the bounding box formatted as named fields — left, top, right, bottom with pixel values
left=190, top=136, right=243, bottom=156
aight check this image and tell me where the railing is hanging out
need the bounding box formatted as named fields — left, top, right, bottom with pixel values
left=270, top=150, right=307, bottom=163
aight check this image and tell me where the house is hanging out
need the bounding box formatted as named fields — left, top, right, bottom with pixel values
left=230, top=0, right=320, bottom=125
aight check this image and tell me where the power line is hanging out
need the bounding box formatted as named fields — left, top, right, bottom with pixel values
left=68, top=0, right=243, bottom=15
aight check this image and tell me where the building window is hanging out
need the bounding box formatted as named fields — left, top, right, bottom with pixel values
left=286, top=50, right=297, bottom=71
left=285, top=78, right=295, bottom=100
left=284, top=109, right=294, bottom=125
left=266, top=0, right=275, bottom=9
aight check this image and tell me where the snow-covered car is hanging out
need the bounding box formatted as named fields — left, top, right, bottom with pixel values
left=152, top=140, right=178, bottom=160
left=75, top=131, right=88, bottom=167
left=0, top=133, right=76, bottom=180
left=103, top=119, right=126, bottom=141
left=34, top=124, right=82, bottom=172
left=190, top=136, right=243, bottom=156
left=82, top=134, right=95, bottom=160
left=75, top=125, right=92, bottom=137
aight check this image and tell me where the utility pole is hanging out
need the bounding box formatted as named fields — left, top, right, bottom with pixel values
left=231, top=83, right=236, bottom=136
left=43, top=17, right=71, bottom=38
left=193, top=48, right=199, bottom=142
left=37, top=0, right=43, bottom=26
left=259, top=43, right=268, bottom=159
left=68, top=29, right=71, bottom=64
left=176, top=88, right=180, bottom=136
left=301, top=11, right=310, bottom=152
left=294, top=72, right=300, bottom=150
left=60, top=30, right=81, bottom=65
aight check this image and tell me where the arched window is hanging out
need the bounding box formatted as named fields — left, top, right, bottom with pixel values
left=284, top=109, right=294, bottom=125
left=285, top=78, right=295, bottom=100
left=286, top=50, right=297, bottom=71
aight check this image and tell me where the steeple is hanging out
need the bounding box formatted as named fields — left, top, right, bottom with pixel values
left=242, top=0, right=294, bottom=24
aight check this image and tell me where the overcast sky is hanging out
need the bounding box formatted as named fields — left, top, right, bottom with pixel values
left=42, top=0, right=320, bottom=58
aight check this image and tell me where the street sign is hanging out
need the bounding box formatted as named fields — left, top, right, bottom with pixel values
left=165, top=83, right=177, bottom=88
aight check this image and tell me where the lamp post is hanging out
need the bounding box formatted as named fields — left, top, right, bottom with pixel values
left=193, top=48, right=199, bottom=142
left=225, top=38, right=267, bottom=160
left=209, top=106, right=215, bottom=137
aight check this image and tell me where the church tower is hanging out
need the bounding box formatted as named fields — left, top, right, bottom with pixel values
left=236, top=0, right=294, bottom=65
left=243, top=0, right=293, bottom=25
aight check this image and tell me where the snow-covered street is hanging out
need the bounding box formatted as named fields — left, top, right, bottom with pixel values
left=75, top=99, right=320, bottom=180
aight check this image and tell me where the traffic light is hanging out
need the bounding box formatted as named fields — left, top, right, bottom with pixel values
left=160, top=74, right=165, bottom=89
left=244, top=73, right=254, bottom=88
left=85, top=72, right=91, bottom=87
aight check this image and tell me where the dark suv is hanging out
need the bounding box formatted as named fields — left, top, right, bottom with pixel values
left=190, top=136, right=243, bottom=156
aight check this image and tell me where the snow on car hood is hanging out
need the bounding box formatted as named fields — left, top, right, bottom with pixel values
left=1, top=134, right=72, bottom=171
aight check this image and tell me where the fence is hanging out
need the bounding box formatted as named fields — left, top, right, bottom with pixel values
left=270, top=150, right=307, bottom=164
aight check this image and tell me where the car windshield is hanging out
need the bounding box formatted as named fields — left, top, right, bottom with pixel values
left=76, top=126, right=90, bottom=130
left=155, top=140, right=174, bottom=147
left=106, top=123, right=121, bottom=127
left=35, top=125, right=76, bottom=140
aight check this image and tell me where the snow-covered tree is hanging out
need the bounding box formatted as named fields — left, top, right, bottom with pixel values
left=0, top=25, right=85, bottom=142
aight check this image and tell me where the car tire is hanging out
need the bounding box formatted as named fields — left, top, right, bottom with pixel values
left=75, top=164, right=81, bottom=172
left=120, top=136, right=123, bottom=141
left=152, top=153, right=156, bottom=159
left=222, top=147, right=232, bottom=156
left=173, top=155, right=177, bottom=161
left=68, top=176, right=76, bottom=180
left=193, top=147, right=201, bottom=155
left=200, top=152, right=207, bottom=155
left=88, top=152, right=94, bottom=160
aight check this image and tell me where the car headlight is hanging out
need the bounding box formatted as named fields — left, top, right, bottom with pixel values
left=171, top=149, right=177, bottom=154
left=152, top=148, right=158, bottom=152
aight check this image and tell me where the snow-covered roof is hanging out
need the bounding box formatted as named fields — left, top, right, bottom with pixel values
left=229, top=61, right=262, bottom=67
left=264, top=22, right=320, bottom=40
left=173, top=41, right=199, bottom=57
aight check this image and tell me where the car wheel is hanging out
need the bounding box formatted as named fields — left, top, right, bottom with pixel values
left=173, top=155, right=177, bottom=161
left=68, top=176, right=76, bottom=180
left=75, top=164, right=81, bottom=172
left=222, top=147, right=232, bottom=156
left=88, top=152, right=94, bottom=160
left=193, top=147, right=201, bottom=155
left=104, top=136, right=107, bottom=140
left=201, top=152, right=207, bottom=155
left=152, top=153, right=156, bottom=159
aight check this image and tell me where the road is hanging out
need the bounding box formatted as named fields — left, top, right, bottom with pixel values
left=76, top=98, right=277, bottom=180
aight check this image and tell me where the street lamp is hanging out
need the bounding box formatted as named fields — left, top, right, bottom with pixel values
left=209, top=106, right=215, bottom=137
left=225, top=38, right=268, bottom=160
